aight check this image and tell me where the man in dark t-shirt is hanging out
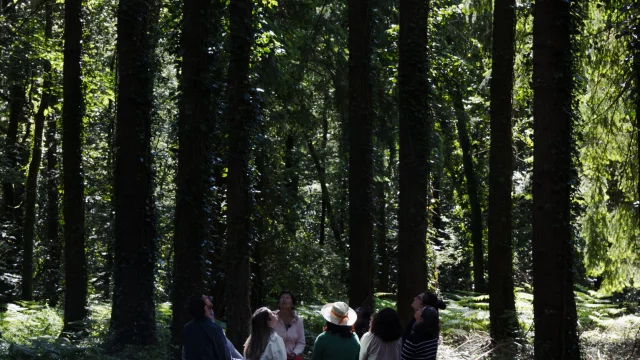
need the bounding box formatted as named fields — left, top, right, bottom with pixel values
left=183, top=294, right=232, bottom=360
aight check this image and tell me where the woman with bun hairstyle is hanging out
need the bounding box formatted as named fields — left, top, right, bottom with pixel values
left=312, top=302, right=360, bottom=360
left=358, top=308, right=403, bottom=360
left=273, top=291, right=305, bottom=360
left=402, top=291, right=445, bottom=342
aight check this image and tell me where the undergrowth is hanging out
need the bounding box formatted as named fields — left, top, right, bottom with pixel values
left=0, top=290, right=638, bottom=359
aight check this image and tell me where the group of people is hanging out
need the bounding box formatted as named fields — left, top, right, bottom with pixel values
left=182, top=290, right=446, bottom=360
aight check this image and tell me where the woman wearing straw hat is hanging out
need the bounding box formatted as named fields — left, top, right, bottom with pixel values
left=311, top=302, right=360, bottom=360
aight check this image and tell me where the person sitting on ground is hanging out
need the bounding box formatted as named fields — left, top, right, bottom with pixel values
left=312, top=302, right=360, bottom=360
left=403, top=291, right=445, bottom=342
left=359, top=307, right=403, bottom=360
left=353, top=307, right=371, bottom=340
left=183, top=294, right=232, bottom=360
left=244, top=307, right=287, bottom=360
left=401, top=306, right=439, bottom=360
left=274, top=291, right=305, bottom=360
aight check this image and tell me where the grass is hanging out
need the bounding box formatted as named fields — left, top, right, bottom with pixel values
left=0, top=290, right=638, bottom=359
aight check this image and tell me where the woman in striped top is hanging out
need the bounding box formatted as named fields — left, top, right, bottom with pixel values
left=401, top=306, right=439, bottom=360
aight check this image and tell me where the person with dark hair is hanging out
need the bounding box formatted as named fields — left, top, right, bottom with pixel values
left=400, top=306, right=439, bottom=360
left=183, top=294, right=232, bottom=360
left=274, top=291, right=305, bottom=360
left=359, top=308, right=403, bottom=360
left=403, top=291, right=445, bottom=342
left=353, top=307, right=371, bottom=339
left=244, top=307, right=286, bottom=360
left=312, top=302, right=360, bottom=360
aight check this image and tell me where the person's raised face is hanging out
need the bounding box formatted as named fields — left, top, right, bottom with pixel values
left=279, top=293, right=293, bottom=309
left=411, top=294, right=424, bottom=311
left=268, top=310, right=278, bottom=329
left=203, top=295, right=214, bottom=319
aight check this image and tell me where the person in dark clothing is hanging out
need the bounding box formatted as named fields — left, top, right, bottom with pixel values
left=183, top=294, right=232, bottom=360
left=401, top=306, right=439, bottom=360
left=402, top=291, right=445, bottom=342
left=354, top=307, right=372, bottom=339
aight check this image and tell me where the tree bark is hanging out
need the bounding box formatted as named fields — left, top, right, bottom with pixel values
left=532, top=0, right=580, bottom=358
left=42, top=103, right=60, bottom=307
left=635, top=12, right=640, bottom=223
left=347, top=0, right=374, bottom=309
left=319, top=102, right=329, bottom=245
left=225, top=0, right=254, bottom=349
left=21, top=3, right=53, bottom=301
left=451, top=87, right=485, bottom=293
left=488, top=0, right=517, bottom=343
left=62, top=0, right=87, bottom=335
left=397, top=0, right=429, bottom=323
left=110, top=0, right=157, bottom=347
left=170, top=0, right=218, bottom=356
left=308, top=139, right=342, bottom=244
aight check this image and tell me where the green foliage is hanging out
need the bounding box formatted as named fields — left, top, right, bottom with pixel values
left=0, top=303, right=62, bottom=343
left=1, top=292, right=638, bottom=359
left=0, top=302, right=171, bottom=360
left=578, top=0, right=640, bottom=292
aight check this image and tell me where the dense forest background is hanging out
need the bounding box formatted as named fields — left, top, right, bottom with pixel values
left=1, top=0, right=639, bottom=359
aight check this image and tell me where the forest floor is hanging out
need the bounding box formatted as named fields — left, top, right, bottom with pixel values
left=0, top=289, right=638, bottom=359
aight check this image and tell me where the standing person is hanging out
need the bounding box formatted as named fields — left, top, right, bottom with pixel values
left=183, top=294, right=232, bottom=360
left=401, top=306, right=439, bottom=360
left=274, top=291, right=305, bottom=360
left=403, top=291, right=445, bottom=342
left=353, top=307, right=372, bottom=339
left=312, top=302, right=360, bottom=360
left=244, top=307, right=287, bottom=360
left=359, top=308, right=403, bottom=360
left=204, top=296, right=244, bottom=360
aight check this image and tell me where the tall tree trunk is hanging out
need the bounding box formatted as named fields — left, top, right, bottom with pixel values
left=110, top=0, right=157, bottom=347
left=225, top=0, right=254, bottom=349
left=21, top=4, right=53, bottom=301
left=170, top=0, right=217, bottom=356
left=452, top=88, right=485, bottom=293
left=347, top=0, right=374, bottom=309
left=397, top=0, right=429, bottom=323
left=532, top=0, right=580, bottom=358
left=62, top=0, right=87, bottom=335
left=308, top=139, right=342, bottom=243
left=319, top=101, right=329, bottom=245
left=42, top=3, right=62, bottom=304
left=42, top=101, right=60, bottom=307
left=488, top=0, right=517, bottom=343
left=635, top=13, right=640, bottom=223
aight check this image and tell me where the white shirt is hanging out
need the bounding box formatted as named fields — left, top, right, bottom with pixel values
left=359, top=332, right=402, bottom=360
left=245, top=333, right=287, bottom=360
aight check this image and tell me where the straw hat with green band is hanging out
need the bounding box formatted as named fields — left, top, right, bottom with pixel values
left=320, top=302, right=357, bottom=326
